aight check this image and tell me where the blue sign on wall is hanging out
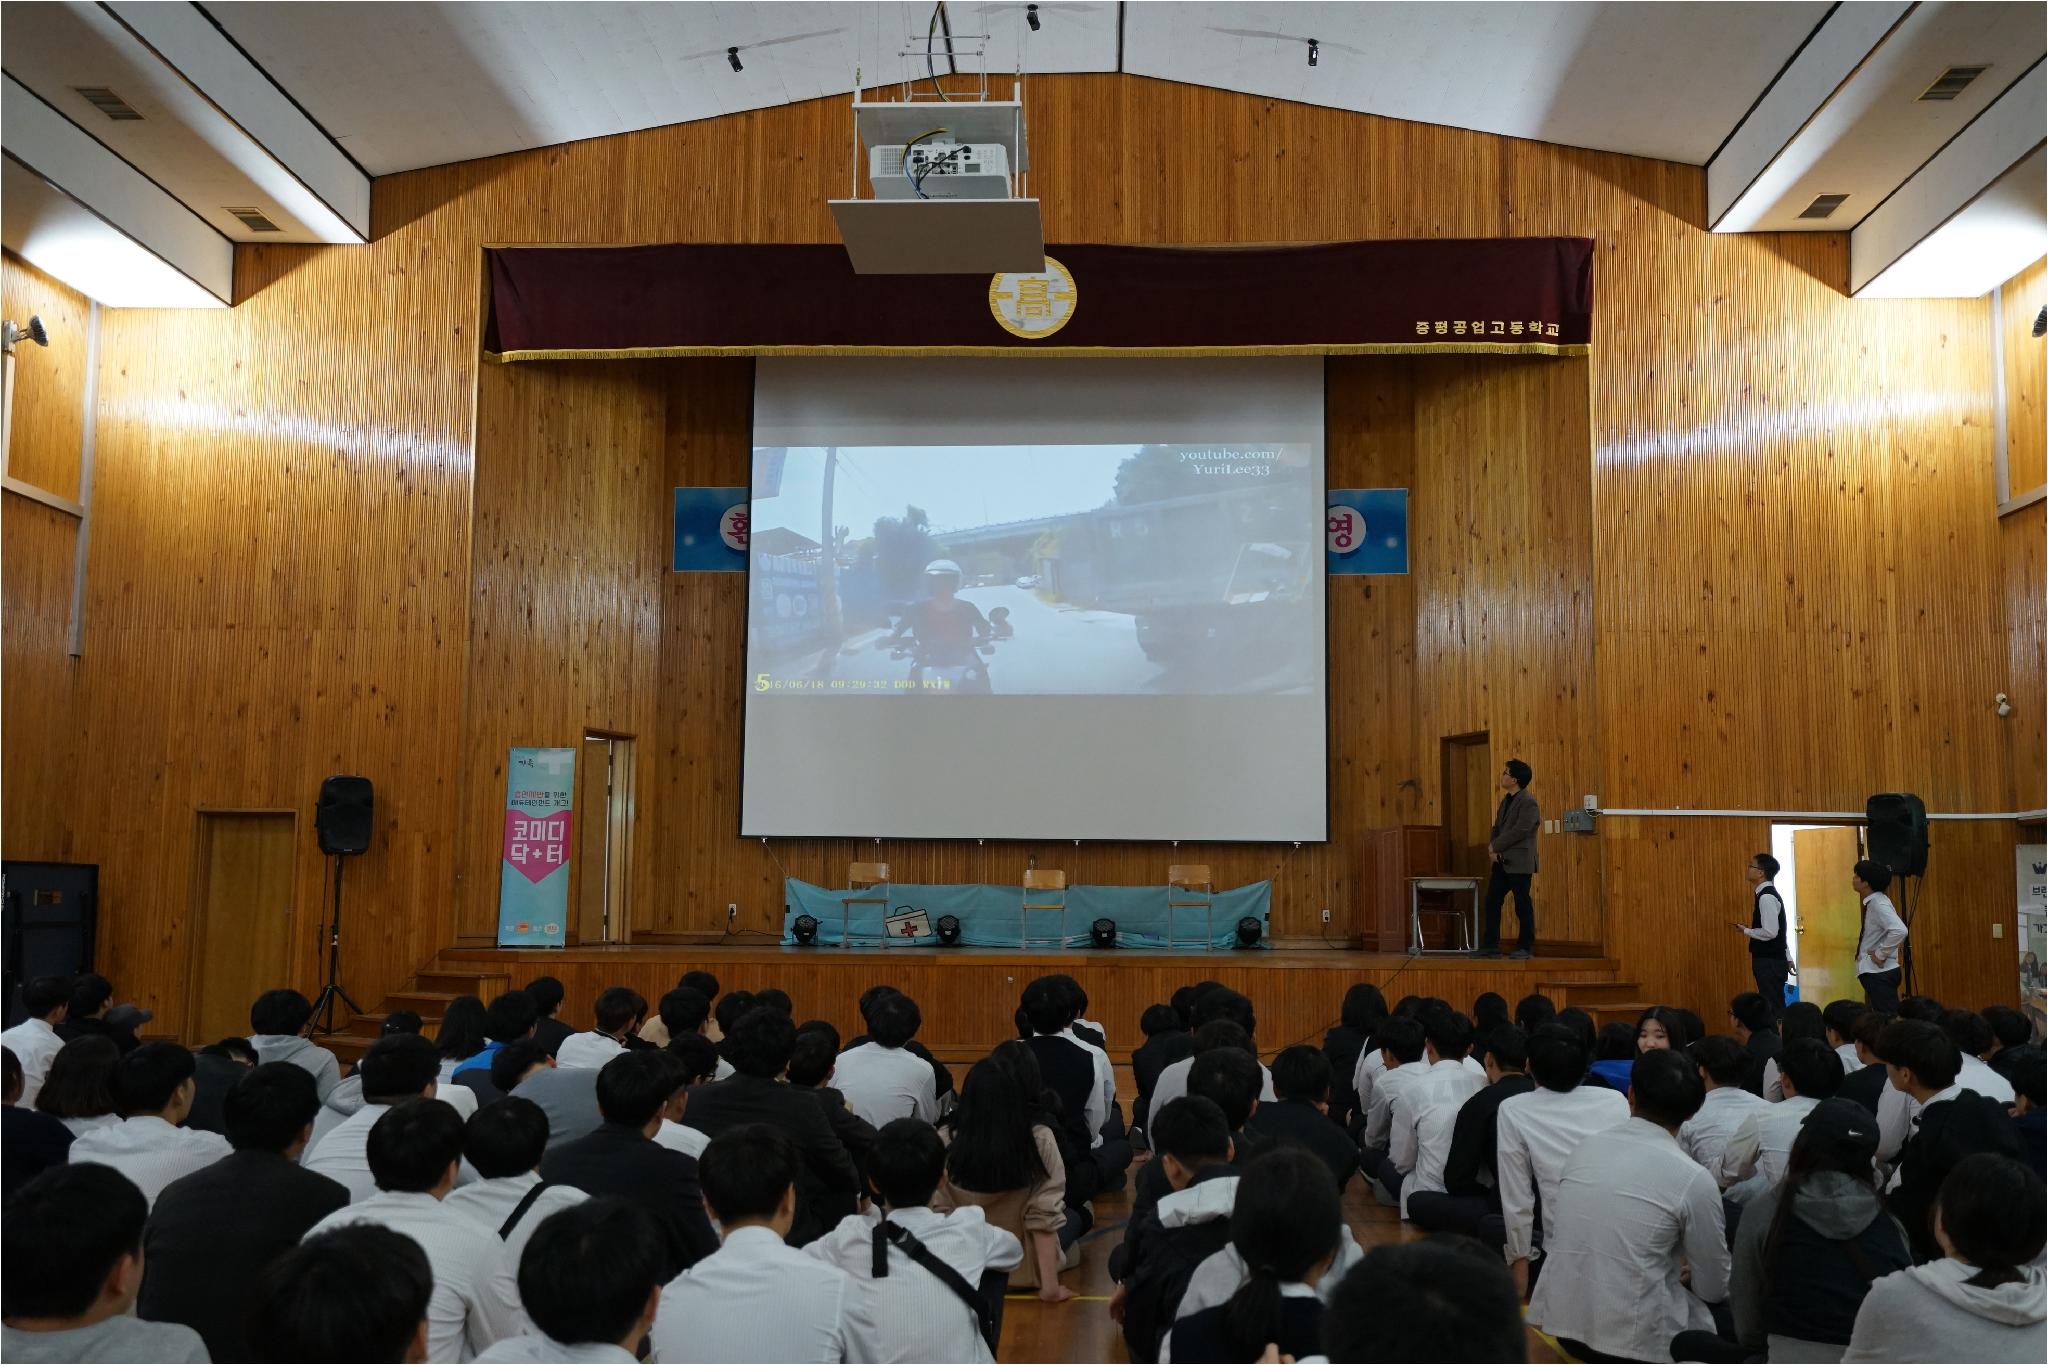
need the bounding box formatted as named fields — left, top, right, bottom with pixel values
left=673, top=487, right=749, bottom=572
left=1326, top=489, right=1409, bottom=575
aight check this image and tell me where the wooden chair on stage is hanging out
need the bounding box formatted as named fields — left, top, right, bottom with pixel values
left=1166, top=865, right=1214, bottom=949
left=844, top=862, right=890, bottom=949
left=1021, top=869, right=1069, bottom=949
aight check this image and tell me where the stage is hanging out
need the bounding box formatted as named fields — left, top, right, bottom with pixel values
left=426, top=943, right=1635, bottom=1061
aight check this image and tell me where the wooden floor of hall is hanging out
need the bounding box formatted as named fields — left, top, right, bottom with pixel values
left=997, top=1150, right=1562, bottom=1363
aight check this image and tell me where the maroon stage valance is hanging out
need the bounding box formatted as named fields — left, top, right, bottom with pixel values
left=483, top=238, right=1592, bottom=361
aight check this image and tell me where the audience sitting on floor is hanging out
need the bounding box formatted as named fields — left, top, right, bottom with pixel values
left=554, top=987, right=649, bottom=1070
left=8, top=969, right=2046, bottom=1365
left=0, top=976, right=75, bottom=1108
left=523, top=976, right=574, bottom=1058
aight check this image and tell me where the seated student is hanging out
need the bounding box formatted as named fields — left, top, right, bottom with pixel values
left=450, top=991, right=539, bottom=1106
left=935, top=1055, right=1072, bottom=1297
left=0, top=1164, right=208, bottom=1364
left=1017, top=977, right=1129, bottom=1195
left=1825, top=999, right=1870, bottom=1070
left=140, top=1063, right=351, bottom=1360
left=1839, top=1008, right=1894, bottom=1115
left=1994, top=1042, right=2043, bottom=1177
left=303, top=1098, right=524, bottom=1362
left=474, top=1199, right=665, bottom=1363
left=1321, top=984, right=1386, bottom=1135
left=555, top=987, right=648, bottom=1070
left=807, top=1118, right=1022, bottom=1364
left=0, top=976, right=73, bottom=1107
left=1636, top=1004, right=1698, bottom=1054
left=493, top=1040, right=600, bottom=1148
left=1245, top=1045, right=1357, bottom=1191
left=1168, top=1147, right=1343, bottom=1364
left=1497, top=1022, right=1631, bottom=1295
left=1679, top=1035, right=1773, bottom=1184
left=1878, top=1020, right=2024, bottom=1262
left=1131, top=1002, right=1194, bottom=1143
left=1152, top=987, right=1278, bottom=1117
left=34, top=1036, right=121, bottom=1137
left=1674, top=1097, right=1910, bottom=1364
left=648, top=1030, right=724, bottom=1158
left=655, top=986, right=728, bottom=1077
left=1472, top=991, right=1514, bottom=1057
left=1133, top=1044, right=1267, bottom=1220
left=786, top=1029, right=878, bottom=1179
left=654, top=1125, right=878, bottom=1363
left=833, top=991, right=939, bottom=1126
left=1, top=1047, right=74, bottom=1195
left=1358, top=1015, right=1429, bottom=1198
left=1762, top=1001, right=1830, bottom=1100
left=1349, top=995, right=1420, bottom=1141
left=1587, top=1021, right=1639, bottom=1091
left=1115, top=1096, right=1240, bottom=1364
left=539, top=1050, right=717, bottom=1277
left=67, top=1042, right=232, bottom=1208
left=712, top=989, right=759, bottom=1059
left=1723, top=1037, right=1846, bottom=1197
left=248, top=988, right=342, bottom=1101
left=1322, top=1237, right=1527, bottom=1364
left=1530, top=1049, right=1729, bottom=1363
left=1409, top=1024, right=1534, bottom=1245
left=55, top=974, right=139, bottom=1054
left=1981, top=1004, right=2032, bottom=1056
left=1842, top=1153, right=2046, bottom=1363
left=1388, top=1008, right=1487, bottom=1216
left=253, top=1223, right=433, bottom=1363
left=186, top=1037, right=259, bottom=1135
left=1875, top=1011, right=2018, bottom=1167
left=304, top=1033, right=445, bottom=1202
left=433, top=996, right=491, bottom=1084
left=524, top=976, right=574, bottom=1058
left=680, top=1007, right=862, bottom=1245
left=444, top=1098, right=588, bottom=1260
left=1729, top=992, right=1783, bottom=1096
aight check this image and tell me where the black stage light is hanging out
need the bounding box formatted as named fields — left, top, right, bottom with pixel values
left=1090, top=917, right=1117, bottom=949
left=727, top=46, right=744, bottom=73
left=935, top=914, right=962, bottom=946
left=792, top=913, right=819, bottom=945
left=1026, top=3, right=1040, bottom=31
left=1234, top=916, right=1263, bottom=949
left=1307, top=38, right=1319, bottom=67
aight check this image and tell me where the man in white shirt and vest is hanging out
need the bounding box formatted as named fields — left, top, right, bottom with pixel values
left=1853, top=860, right=1908, bottom=1015
left=1736, top=852, right=1790, bottom=1023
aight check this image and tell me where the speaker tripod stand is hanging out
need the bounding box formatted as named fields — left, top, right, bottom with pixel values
left=310, top=852, right=367, bottom=1036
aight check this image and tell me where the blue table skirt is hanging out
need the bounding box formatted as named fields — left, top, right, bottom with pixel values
left=783, top=878, right=1270, bottom=950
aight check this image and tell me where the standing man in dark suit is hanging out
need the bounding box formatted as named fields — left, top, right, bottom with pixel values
left=138, top=1063, right=351, bottom=1361
left=1473, top=759, right=1541, bottom=959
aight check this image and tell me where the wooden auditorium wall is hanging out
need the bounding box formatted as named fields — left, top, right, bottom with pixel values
left=1999, top=257, right=2046, bottom=820
left=0, top=77, right=2029, bottom=1033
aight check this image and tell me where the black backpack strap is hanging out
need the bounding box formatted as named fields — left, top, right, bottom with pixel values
left=499, top=1181, right=554, bottom=1239
left=872, top=1219, right=997, bottom=1350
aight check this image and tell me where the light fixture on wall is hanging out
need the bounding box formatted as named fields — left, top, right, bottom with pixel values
left=1307, top=38, right=1319, bottom=67
left=2, top=314, right=50, bottom=468
left=2035, top=306, right=2045, bottom=339
left=727, top=46, right=743, bottom=73
left=1026, top=3, right=1040, bottom=31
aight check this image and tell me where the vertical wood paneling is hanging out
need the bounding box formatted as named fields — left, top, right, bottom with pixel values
left=1, top=76, right=2024, bottom=1030
left=2003, top=257, right=2046, bottom=496
left=0, top=252, right=90, bottom=499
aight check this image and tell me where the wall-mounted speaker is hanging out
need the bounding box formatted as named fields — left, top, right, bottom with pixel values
left=1865, top=792, right=1928, bottom=877
left=316, top=775, right=374, bottom=856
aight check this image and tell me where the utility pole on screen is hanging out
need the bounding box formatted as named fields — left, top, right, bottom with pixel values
left=819, top=447, right=844, bottom=653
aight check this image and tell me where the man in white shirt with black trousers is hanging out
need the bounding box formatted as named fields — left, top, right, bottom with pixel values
left=1734, top=852, right=1790, bottom=1022
left=1852, top=860, right=1908, bottom=1015
left=1529, top=1048, right=1730, bottom=1363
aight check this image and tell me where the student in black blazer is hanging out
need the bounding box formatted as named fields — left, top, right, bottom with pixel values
left=526, top=975, right=575, bottom=1057
left=139, top=1064, right=351, bottom=1362
left=539, top=1049, right=720, bottom=1277
left=1246, top=1046, right=1358, bottom=1191
left=674, top=1006, right=862, bottom=1245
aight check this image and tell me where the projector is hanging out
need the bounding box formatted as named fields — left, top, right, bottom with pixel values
left=869, top=142, right=1013, bottom=201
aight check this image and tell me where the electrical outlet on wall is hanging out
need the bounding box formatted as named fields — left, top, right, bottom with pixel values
left=1992, top=923, right=2004, bottom=939
left=1321, top=908, right=1331, bottom=924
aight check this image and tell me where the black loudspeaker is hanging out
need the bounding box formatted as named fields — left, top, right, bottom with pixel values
left=1865, top=792, right=1928, bottom=877
left=316, top=775, right=374, bottom=856
left=2, top=861, right=98, bottom=1027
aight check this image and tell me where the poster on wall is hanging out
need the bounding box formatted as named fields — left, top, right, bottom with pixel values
left=1326, top=489, right=1409, bottom=575
left=673, top=486, right=750, bottom=571
left=2019, top=842, right=2045, bottom=1037
left=498, top=747, right=575, bottom=947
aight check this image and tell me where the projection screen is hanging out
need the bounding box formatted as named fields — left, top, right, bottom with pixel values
left=741, top=356, right=1326, bottom=842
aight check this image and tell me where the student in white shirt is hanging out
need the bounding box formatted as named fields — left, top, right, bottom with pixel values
left=1852, top=861, right=1908, bottom=1015
left=305, top=1032, right=447, bottom=1201
left=1389, top=1008, right=1486, bottom=1217
left=1152, top=989, right=1279, bottom=1118
left=832, top=992, right=939, bottom=1127
left=653, top=1123, right=879, bottom=1363
left=1679, top=1034, right=1773, bottom=1184
left=1761, top=1000, right=1829, bottom=1100
left=67, top=1042, right=231, bottom=1208
left=445, top=1096, right=588, bottom=1261
left=555, top=986, right=648, bottom=1070
left=0, top=976, right=72, bottom=1108
left=1825, top=998, right=1870, bottom=1073
left=0, top=1163, right=209, bottom=1365
left=808, top=1117, right=1022, bottom=1364
left=475, top=1199, right=666, bottom=1363
left=303, top=1098, right=525, bottom=1362
left=1876, top=1012, right=2016, bottom=1165
left=248, top=987, right=344, bottom=1102
left=1529, top=1049, right=1731, bottom=1363
left=1496, top=1021, right=1630, bottom=1295
left=1723, top=1038, right=1845, bottom=1198
left=251, top=1222, right=435, bottom=1362
left=1359, top=1016, right=1431, bottom=1198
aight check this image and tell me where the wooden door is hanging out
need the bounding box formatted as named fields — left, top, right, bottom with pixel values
left=189, top=813, right=296, bottom=1042
left=1793, top=825, right=1865, bottom=1004
left=1441, top=733, right=1493, bottom=876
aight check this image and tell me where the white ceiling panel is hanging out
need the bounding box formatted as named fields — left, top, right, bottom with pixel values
left=1120, top=1, right=1832, bottom=164
left=211, top=1, right=1119, bottom=175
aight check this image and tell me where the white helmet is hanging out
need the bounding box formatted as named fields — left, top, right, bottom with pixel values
left=923, top=559, right=963, bottom=587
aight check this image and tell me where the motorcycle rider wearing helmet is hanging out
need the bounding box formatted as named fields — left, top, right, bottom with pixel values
left=882, top=559, right=990, bottom=665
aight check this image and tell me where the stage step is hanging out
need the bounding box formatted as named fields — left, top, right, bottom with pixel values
left=317, top=969, right=513, bottom=1064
